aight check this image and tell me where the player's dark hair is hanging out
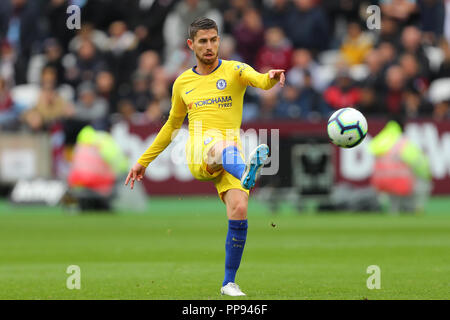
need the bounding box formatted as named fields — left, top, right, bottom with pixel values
left=189, top=18, right=218, bottom=40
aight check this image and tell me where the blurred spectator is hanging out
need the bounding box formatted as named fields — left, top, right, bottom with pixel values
left=144, top=100, right=164, bottom=123
left=433, top=99, right=450, bottom=120
left=359, top=84, right=381, bottom=116
left=285, top=0, right=330, bottom=52
left=104, top=21, right=139, bottom=88
left=286, top=48, right=327, bottom=92
left=262, top=0, right=293, bottom=33
left=73, top=82, right=109, bottom=124
left=275, top=82, right=302, bottom=119
left=233, top=8, right=265, bottom=65
left=22, top=67, right=74, bottom=131
left=149, top=80, right=170, bottom=116
left=378, top=41, right=398, bottom=69
left=323, top=67, right=361, bottom=110
left=377, top=16, right=401, bottom=44
left=151, top=66, right=170, bottom=90
left=0, top=0, right=40, bottom=84
left=129, top=72, right=152, bottom=112
left=433, top=38, right=450, bottom=79
left=118, top=49, right=161, bottom=107
left=360, top=49, right=385, bottom=91
left=276, top=71, right=329, bottom=120
left=445, top=0, right=450, bottom=43
left=322, top=0, right=361, bottom=24
left=339, top=20, right=374, bottom=66
left=80, top=0, right=128, bottom=31
left=64, top=80, right=110, bottom=145
left=46, top=0, right=77, bottom=50
left=164, top=42, right=196, bottom=81
left=219, top=35, right=243, bottom=61
left=0, top=77, right=13, bottom=114
left=68, top=23, right=109, bottom=53
left=403, top=85, right=433, bottom=118
left=0, top=41, right=15, bottom=86
left=117, top=99, right=136, bottom=122
left=137, top=50, right=160, bottom=80
left=105, top=21, right=138, bottom=56
left=398, top=53, right=429, bottom=95
left=129, top=0, right=177, bottom=56
left=0, top=76, right=21, bottom=128
left=322, top=0, right=363, bottom=49
left=258, top=87, right=279, bottom=120
left=27, top=38, right=65, bottom=85
left=382, top=65, right=407, bottom=115
left=418, top=0, right=445, bottom=44
left=65, top=40, right=107, bottom=88
left=255, top=27, right=293, bottom=73
left=399, top=26, right=431, bottom=77
left=41, top=39, right=65, bottom=86
left=221, top=0, right=252, bottom=34
left=381, top=0, right=419, bottom=25
left=95, top=71, right=118, bottom=113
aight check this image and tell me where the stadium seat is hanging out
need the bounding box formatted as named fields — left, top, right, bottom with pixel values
left=315, top=64, right=336, bottom=88
left=424, top=45, right=444, bottom=73
left=10, top=84, right=40, bottom=110
left=318, top=49, right=341, bottom=66
left=428, top=77, right=450, bottom=104
left=349, top=64, right=369, bottom=81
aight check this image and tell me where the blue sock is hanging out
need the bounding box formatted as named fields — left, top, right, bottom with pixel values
left=223, top=219, right=248, bottom=286
left=222, top=146, right=246, bottom=180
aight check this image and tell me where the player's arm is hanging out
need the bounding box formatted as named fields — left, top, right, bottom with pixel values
left=236, top=62, right=285, bottom=89
left=125, top=80, right=187, bottom=189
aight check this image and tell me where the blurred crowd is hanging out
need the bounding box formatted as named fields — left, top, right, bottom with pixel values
left=1, top=0, right=450, bottom=141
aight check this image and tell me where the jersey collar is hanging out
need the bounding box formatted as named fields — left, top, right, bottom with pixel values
left=192, top=59, right=222, bottom=75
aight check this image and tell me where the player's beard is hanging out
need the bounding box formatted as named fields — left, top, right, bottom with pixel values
left=196, top=51, right=218, bottom=65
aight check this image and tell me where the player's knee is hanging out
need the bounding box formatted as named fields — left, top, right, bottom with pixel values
left=208, top=141, right=238, bottom=166
left=222, top=141, right=238, bottom=151
left=230, top=201, right=247, bottom=220
left=219, top=142, right=238, bottom=162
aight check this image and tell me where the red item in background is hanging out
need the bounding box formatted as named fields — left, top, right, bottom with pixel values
left=255, top=46, right=293, bottom=73
left=233, top=23, right=265, bottom=66
left=324, top=86, right=361, bottom=109
left=50, top=122, right=65, bottom=178
left=385, top=90, right=403, bottom=114
left=0, top=94, right=12, bottom=112
left=67, top=145, right=115, bottom=196
left=371, top=158, right=414, bottom=196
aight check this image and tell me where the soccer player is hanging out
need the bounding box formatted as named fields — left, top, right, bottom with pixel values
left=125, top=18, right=285, bottom=296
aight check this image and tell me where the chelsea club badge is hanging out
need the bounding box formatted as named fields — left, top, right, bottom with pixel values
left=216, top=79, right=227, bottom=90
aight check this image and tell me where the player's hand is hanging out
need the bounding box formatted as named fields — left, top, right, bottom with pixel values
left=124, top=162, right=146, bottom=190
left=268, top=69, right=285, bottom=87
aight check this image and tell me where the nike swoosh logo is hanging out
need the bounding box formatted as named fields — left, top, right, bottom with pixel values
left=185, top=88, right=195, bottom=94
left=232, top=237, right=245, bottom=242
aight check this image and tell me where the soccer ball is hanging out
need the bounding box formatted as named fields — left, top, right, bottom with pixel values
left=327, top=107, right=368, bottom=148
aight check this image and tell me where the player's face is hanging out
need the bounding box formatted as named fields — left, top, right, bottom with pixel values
left=188, top=29, right=220, bottom=65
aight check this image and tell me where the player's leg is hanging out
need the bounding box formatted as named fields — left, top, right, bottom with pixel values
left=206, top=141, right=270, bottom=189
left=220, top=188, right=248, bottom=296
left=205, top=140, right=241, bottom=174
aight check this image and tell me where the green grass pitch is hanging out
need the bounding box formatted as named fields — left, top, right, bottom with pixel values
left=0, top=196, right=449, bottom=300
